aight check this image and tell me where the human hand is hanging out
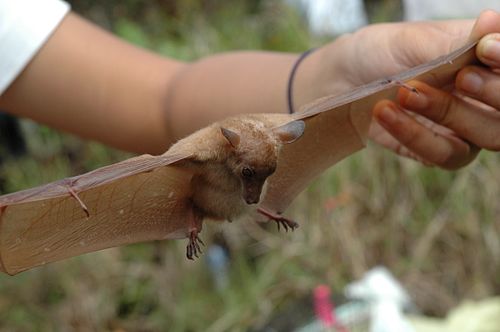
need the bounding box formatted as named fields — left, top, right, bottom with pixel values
left=372, top=11, right=500, bottom=169
left=295, top=10, right=500, bottom=169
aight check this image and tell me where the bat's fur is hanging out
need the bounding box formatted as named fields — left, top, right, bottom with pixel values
left=168, top=115, right=304, bottom=258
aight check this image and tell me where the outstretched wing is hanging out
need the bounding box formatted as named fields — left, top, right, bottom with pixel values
left=261, top=41, right=478, bottom=213
left=0, top=152, right=193, bottom=275
left=0, top=41, right=479, bottom=274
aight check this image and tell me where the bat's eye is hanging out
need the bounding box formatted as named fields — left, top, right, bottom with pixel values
left=241, top=167, right=254, bottom=178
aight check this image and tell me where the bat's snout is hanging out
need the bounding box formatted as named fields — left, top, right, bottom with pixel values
left=242, top=179, right=265, bottom=205
left=244, top=196, right=260, bottom=205
left=243, top=187, right=262, bottom=205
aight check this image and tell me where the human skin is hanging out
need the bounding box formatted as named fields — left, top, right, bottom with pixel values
left=371, top=11, right=500, bottom=169
left=0, top=10, right=499, bottom=168
left=294, top=10, right=500, bottom=169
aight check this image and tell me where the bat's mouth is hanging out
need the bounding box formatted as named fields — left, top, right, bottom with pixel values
left=242, top=180, right=265, bottom=205
left=243, top=188, right=261, bottom=205
left=244, top=196, right=260, bottom=205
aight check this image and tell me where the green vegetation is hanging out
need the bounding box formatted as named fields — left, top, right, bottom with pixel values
left=0, top=1, right=498, bottom=330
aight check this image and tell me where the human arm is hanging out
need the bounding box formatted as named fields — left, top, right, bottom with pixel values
left=0, top=12, right=297, bottom=155
left=289, top=10, right=500, bottom=169
left=170, top=9, right=500, bottom=169
left=2, top=9, right=500, bottom=166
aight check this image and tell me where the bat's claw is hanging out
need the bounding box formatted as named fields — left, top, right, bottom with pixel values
left=275, top=217, right=299, bottom=232
left=186, top=231, right=205, bottom=260
left=66, top=185, right=90, bottom=218
left=274, top=216, right=299, bottom=232
left=257, top=207, right=299, bottom=232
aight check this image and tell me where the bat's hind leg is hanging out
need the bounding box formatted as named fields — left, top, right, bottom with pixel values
left=257, top=207, right=299, bottom=232
left=186, top=208, right=205, bottom=260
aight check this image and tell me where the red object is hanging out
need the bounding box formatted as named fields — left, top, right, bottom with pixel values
left=313, top=285, right=348, bottom=332
left=314, top=285, right=335, bottom=327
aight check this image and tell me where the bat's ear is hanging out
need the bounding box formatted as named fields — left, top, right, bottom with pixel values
left=273, top=120, right=305, bottom=144
left=220, top=127, right=240, bottom=148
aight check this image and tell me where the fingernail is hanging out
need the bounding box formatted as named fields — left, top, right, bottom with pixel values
left=377, top=106, right=397, bottom=125
left=460, top=71, right=483, bottom=94
left=481, top=36, right=500, bottom=65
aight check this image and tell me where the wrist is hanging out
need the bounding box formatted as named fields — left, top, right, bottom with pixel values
left=291, top=34, right=353, bottom=112
left=287, top=48, right=316, bottom=114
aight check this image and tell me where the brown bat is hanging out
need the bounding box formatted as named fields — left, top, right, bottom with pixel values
left=0, top=41, right=478, bottom=275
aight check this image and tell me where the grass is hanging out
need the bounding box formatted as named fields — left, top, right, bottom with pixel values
left=0, top=1, right=499, bottom=330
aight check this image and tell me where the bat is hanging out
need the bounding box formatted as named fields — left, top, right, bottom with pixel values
left=0, top=40, right=478, bottom=275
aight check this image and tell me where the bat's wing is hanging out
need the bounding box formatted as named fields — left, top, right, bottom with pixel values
left=0, top=152, right=193, bottom=275
left=0, top=42, right=479, bottom=274
left=261, top=41, right=478, bottom=213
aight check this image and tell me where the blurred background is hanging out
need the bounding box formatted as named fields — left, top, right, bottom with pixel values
left=0, top=0, right=499, bottom=331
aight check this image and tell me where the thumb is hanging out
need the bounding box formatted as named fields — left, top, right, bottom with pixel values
left=468, top=10, right=500, bottom=41
left=468, top=10, right=500, bottom=69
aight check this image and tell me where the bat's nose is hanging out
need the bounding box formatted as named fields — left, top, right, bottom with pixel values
left=245, top=196, right=260, bottom=205
left=243, top=182, right=263, bottom=205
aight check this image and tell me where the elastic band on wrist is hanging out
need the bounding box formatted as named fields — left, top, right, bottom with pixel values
left=287, top=48, right=316, bottom=114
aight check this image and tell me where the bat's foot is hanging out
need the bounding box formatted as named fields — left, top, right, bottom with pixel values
left=257, top=207, right=299, bottom=232
left=186, top=230, right=205, bottom=260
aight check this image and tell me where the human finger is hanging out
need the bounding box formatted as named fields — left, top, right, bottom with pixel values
left=475, top=33, right=500, bottom=68
left=456, top=66, right=500, bottom=110
left=368, top=121, right=433, bottom=165
left=467, top=10, right=500, bottom=42
left=373, top=100, right=478, bottom=169
left=398, top=80, right=500, bottom=151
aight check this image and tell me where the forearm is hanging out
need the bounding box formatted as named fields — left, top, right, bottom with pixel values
left=0, top=12, right=320, bottom=154
left=164, top=51, right=298, bottom=140
left=0, top=11, right=341, bottom=155
left=0, top=13, right=185, bottom=155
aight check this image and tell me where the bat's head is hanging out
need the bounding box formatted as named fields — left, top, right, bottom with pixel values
left=220, top=120, right=304, bottom=205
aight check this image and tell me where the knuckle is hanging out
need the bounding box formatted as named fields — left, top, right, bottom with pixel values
left=461, top=66, right=500, bottom=110
left=483, top=82, right=500, bottom=110
left=435, top=151, right=461, bottom=170
left=484, top=139, right=500, bottom=151
left=477, top=115, right=500, bottom=151
left=433, top=91, right=457, bottom=126
left=437, top=142, right=479, bottom=170
left=430, top=149, right=462, bottom=170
